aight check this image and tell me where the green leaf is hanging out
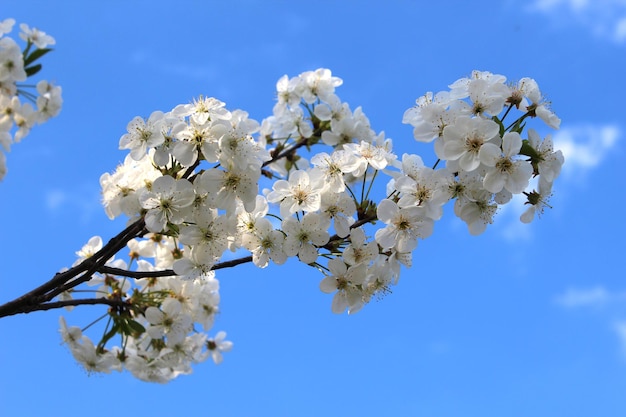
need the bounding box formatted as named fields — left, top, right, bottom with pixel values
left=97, top=323, right=120, bottom=351
left=519, top=139, right=542, bottom=176
left=126, top=319, right=146, bottom=336
left=24, top=48, right=52, bottom=66
left=25, top=64, right=42, bottom=77
left=492, top=116, right=505, bottom=137
left=519, top=139, right=539, bottom=159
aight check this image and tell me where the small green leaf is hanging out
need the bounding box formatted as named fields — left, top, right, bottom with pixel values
left=519, top=139, right=539, bottom=159
left=25, top=64, right=42, bottom=77
left=127, top=320, right=146, bottom=336
left=98, top=323, right=120, bottom=350
left=24, top=48, right=52, bottom=66
left=492, top=116, right=505, bottom=137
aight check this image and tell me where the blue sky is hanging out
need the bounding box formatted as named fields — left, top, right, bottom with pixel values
left=1, top=1, right=625, bottom=416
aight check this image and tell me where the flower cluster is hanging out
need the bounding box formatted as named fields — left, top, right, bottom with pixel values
left=59, top=235, right=229, bottom=382
left=0, top=18, right=62, bottom=180
left=401, top=71, right=564, bottom=230
left=58, top=68, right=563, bottom=382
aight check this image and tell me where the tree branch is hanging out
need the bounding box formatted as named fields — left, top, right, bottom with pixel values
left=7, top=297, right=130, bottom=315
left=0, top=219, right=146, bottom=318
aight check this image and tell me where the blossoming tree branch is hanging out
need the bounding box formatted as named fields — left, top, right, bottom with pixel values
left=0, top=19, right=564, bottom=382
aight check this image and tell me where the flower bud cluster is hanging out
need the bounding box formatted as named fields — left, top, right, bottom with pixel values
left=60, top=68, right=563, bottom=381
left=0, top=19, right=62, bottom=180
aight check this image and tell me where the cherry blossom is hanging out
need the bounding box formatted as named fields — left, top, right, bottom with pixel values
left=0, top=27, right=567, bottom=381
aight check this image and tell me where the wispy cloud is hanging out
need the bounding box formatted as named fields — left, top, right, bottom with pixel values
left=554, top=286, right=619, bottom=308
left=493, top=123, right=619, bottom=242
left=552, top=123, right=621, bottom=178
left=556, top=286, right=626, bottom=358
left=44, top=185, right=102, bottom=225
left=527, top=0, right=626, bottom=44
left=130, top=49, right=219, bottom=82
left=613, top=321, right=626, bottom=358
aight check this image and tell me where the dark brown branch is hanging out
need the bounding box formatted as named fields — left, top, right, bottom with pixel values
left=263, top=137, right=309, bottom=168
left=320, top=214, right=378, bottom=251
left=96, top=255, right=254, bottom=280
left=7, top=297, right=130, bottom=315
left=0, top=219, right=146, bottom=318
left=97, top=266, right=177, bottom=279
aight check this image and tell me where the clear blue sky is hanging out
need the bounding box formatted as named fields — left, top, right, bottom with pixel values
left=1, top=1, right=625, bottom=416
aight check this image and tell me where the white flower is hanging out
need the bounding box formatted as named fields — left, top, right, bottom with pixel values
left=73, top=235, right=103, bottom=266
left=199, top=167, right=259, bottom=214
left=172, top=96, right=231, bottom=125
left=319, top=190, right=356, bottom=238
left=282, top=213, right=329, bottom=264
left=139, top=175, right=195, bottom=233
left=320, top=107, right=372, bottom=146
left=441, top=116, right=500, bottom=172
left=59, top=316, right=82, bottom=348
left=267, top=168, right=326, bottom=218
left=343, top=227, right=378, bottom=266
left=100, top=153, right=161, bottom=220
left=145, top=298, right=193, bottom=346
left=297, top=68, right=343, bottom=104
left=479, top=131, right=533, bottom=194
left=520, top=178, right=553, bottom=224
left=516, top=77, right=561, bottom=129
left=310, top=150, right=356, bottom=193
left=395, top=157, right=450, bottom=220
left=464, top=77, right=510, bottom=117
left=0, top=18, right=15, bottom=36
left=0, top=37, right=26, bottom=82
left=12, top=102, right=38, bottom=142
left=18, top=23, right=55, bottom=49
left=173, top=247, right=217, bottom=280
left=35, top=80, right=63, bottom=121
left=319, top=258, right=368, bottom=314
left=119, top=112, right=167, bottom=161
left=178, top=209, right=235, bottom=260
left=206, top=331, right=233, bottom=365
left=241, top=217, right=287, bottom=268
left=124, top=348, right=177, bottom=383
left=402, top=91, right=456, bottom=143
left=69, top=335, right=119, bottom=374
left=274, top=74, right=302, bottom=111
left=454, top=187, right=498, bottom=236
left=375, top=199, right=433, bottom=252
left=527, top=129, right=564, bottom=182
left=343, top=137, right=394, bottom=175
left=172, top=118, right=225, bottom=166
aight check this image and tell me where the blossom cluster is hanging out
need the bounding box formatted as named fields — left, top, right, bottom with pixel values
left=59, top=236, right=229, bottom=382
left=0, top=18, right=62, bottom=180
left=59, top=68, right=563, bottom=382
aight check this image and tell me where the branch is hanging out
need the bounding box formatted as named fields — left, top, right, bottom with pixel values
left=96, top=255, right=254, bottom=280
left=0, top=219, right=146, bottom=319
left=5, top=297, right=130, bottom=315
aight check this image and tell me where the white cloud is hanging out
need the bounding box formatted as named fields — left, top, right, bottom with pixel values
left=527, top=0, right=626, bottom=45
left=497, top=192, right=533, bottom=242
left=552, top=124, right=621, bottom=177
left=613, top=321, right=626, bottom=358
left=45, top=189, right=68, bottom=211
left=129, top=48, right=219, bottom=82
left=44, top=186, right=102, bottom=225
left=554, top=286, right=615, bottom=308
left=555, top=287, right=626, bottom=359
left=491, top=123, right=619, bottom=242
